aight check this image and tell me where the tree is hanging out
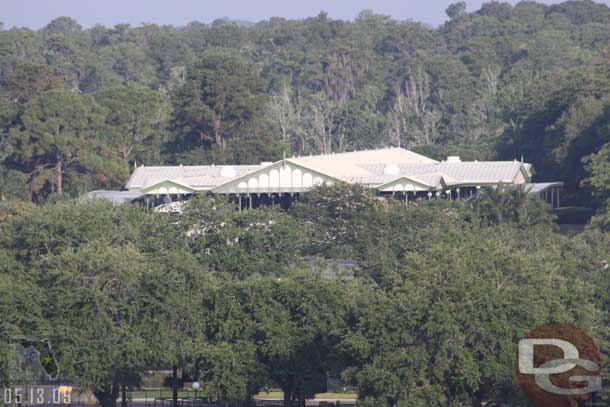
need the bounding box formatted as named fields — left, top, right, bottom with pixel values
left=305, top=93, right=339, bottom=154
left=479, top=2, right=513, bottom=21
left=43, top=17, right=82, bottom=37
left=292, top=183, right=386, bottom=258
left=1, top=5, right=610, bottom=201
left=467, top=184, right=556, bottom=227
left=122, top=243, right=208, bottom=407
left=0, top=199, right=186, bottom=263
left=583, top=142, right=610, bottom=208
left=0, top=200, right=198, bottom=405
left=3, top=63, right=64, bottom=106
left=172, top=50, right=266, bottom=150
left=100, top=43, right=156, bottom=85
left=9, top=89, right=125, bottom=197
left=41, top=242, right=149, bottom=407
left=386, top=66, right=441, bottom=147
left=341, top=225, right=598, bottom=407
left=0, top=246, right=45, bottom=388
left=235, top=273, right=344, bottom=407
left=0, top=165, right=28, bottom=201
left=0, top=64, right=65, bottom=170
left=446, top=2, right=467, bottom=19
left=183, top=195, right=302, bottom=277
left=94, top=85, right=171, bottom=163
left=267, top=85, right=296, bottom=149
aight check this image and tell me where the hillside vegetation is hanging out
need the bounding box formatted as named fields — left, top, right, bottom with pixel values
left=0, top=1, right=609, bottom=214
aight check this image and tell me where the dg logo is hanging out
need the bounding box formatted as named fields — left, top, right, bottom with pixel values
left=515, top=323, right=602, bottom=407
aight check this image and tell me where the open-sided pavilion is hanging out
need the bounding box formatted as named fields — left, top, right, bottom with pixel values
left=86, top=148, right=563, bottom=211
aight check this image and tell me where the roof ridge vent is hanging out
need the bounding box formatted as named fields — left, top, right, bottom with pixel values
left=447, top=156, right=461, bottom=163
left=384, top=164, right=400, bottom=176
left=220, top=166, right=236, bottom=178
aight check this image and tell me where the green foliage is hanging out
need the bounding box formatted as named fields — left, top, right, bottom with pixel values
left=3, top=2, right=610, bottom=404
left=446, top=2, right=467, bottom=19
left=466, top=184, right=556, bottom=227
left=171, top=50, right=266, bottom=153
left=41, top=242, right=149, bottom=389
left=249, top=273, right=343, bottom=406
left=0, top=199, right=197, bottom=406
left=183, top=194, right=302, bottom=277
left=2, top=2, right=610, bottom=201
left=341, top=225, right=599, bottom=406
left=293, top=183, right=463, bottom=282
left=1, top=186, right=610, bottom=406
left=0, top=165, right=29, bottom=201
left=94, top=85, right=172, bottom=164
left=497, top=66, right=610, bottom=208
left=588, top=205, right=610, bottom=232
left=8, top=89, right=127, bottom=198
left=291, top=183, right=385, bottom=258
left=0, top=263, right=45, bottom=382
left=2, top=63, right=65, bottom=106
left=583, top=142, right=610, bottom=207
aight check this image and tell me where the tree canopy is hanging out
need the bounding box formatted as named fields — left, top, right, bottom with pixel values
left=1, top=186, right=609, bottom=407
left=0, top=2, right=609, bottom=210
left=1, top=2, right=610, bottom=405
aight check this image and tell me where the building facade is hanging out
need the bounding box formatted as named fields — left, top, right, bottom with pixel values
left=85, top=148, right=564, bottom=210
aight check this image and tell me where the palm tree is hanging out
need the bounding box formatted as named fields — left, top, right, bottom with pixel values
left=468, top=183, right=556, bottom=227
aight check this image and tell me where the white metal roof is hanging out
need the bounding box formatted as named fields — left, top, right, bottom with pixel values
left=126, top=165, right=262, bottom=191
left=525, top=182, right=565, bottom=193
left=82, top=190, right=145, bottom=204
left=290, top=147, right=438, bottom=181
left=124, top=148, right=535, bottom=193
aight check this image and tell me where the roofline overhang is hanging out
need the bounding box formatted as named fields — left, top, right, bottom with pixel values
left=142, top=179, right=196, bottom=194
left=514, top=163, right=533, bottom=183
left=210, top=158, right=344, bottom=193
left=125, top=166, right=143, bottom=189
left=526, top=182, right=565, bottom=193
left=375, top=175, right=442, bottom=191
left=284, top=158, right=347, bottom=182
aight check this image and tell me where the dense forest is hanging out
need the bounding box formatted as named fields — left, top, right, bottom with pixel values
left=0, top=0, right=610, bottom=214
left=2, top=2, right=610, bottom=405
left=1, top=185, right=609, bottom=407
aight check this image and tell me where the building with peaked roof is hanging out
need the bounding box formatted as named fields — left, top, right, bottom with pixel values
left=118, top=148, right=563, bottom=210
